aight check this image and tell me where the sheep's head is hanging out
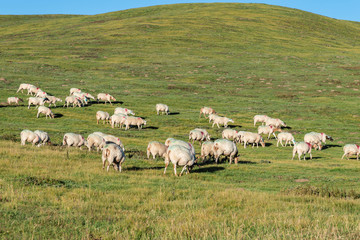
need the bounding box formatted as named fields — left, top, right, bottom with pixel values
left=326, top=135, right=334, bottom=141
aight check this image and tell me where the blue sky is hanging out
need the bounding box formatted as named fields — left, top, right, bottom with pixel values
left=1, top=0, right=359, bottom=22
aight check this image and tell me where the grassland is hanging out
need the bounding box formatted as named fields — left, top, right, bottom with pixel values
left=1, top=3, right=360, bottom=239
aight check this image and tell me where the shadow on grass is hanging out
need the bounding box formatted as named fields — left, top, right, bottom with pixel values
left=54, top=113, right=64, bottom=118
left=228, top=124, right=242, bottom=128
left=143, top=126, right=159, bottom=130
left=125, top=166, right=164, bottom=171
left=282, top=126, right=292, bottom=129
left=322, top=144, right=341, bottom=150
left=168, top=112, right=180, bottom=115
left=192, top=166, right=225, bottom=173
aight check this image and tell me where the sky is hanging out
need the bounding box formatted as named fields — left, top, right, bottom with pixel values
left=1, top=0, right=359, bottom=22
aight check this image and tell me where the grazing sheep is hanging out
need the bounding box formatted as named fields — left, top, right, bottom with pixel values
left=242, top=132, right=265, bottom=148
left=208, top=113, right=220, bottom=123
left=27, top=86, right=41, bottom=96
left=87, top=134, right=106, bottom=152
left=167, top=139, right=195, bottom=156
left=110, top=114, right=127, bottom=129
left=124, top=116, right=146, bottom=130
left=96, top=111, right=110, bottom=124
left=201, top=141, right=215, bottom=161
left=64, top=96, right=82, bottom=108
left=265, top=117, right=286, bottom=128
left=35, top=91, right=48, bottom=98
left=189, top=129, right=206, bottom=145
left=70, top=88, right=82, bottom=95
left=7, top=97, right=23, bottom=105
left=222, top=128, right=239, bottom=142
left=102, top=143, right=126, bottom=172
left=62, top=133, right=85, bottom=148
left=165, top=138, right=177, bottom=146
left=199, top=107, right=216, bottom=118
left=97, top=93, right=116, bottom=105
left=212, top=139, right=238, bottom=164
left=212, top=116, right=234, bottom=128
left=304, top=132, right=333, bottom=150
left=17, top=83, right=35, bottom=93
left=93, top=133, right=125, bottom=151
left=82, top=92, right=95, bottom=100
left=34, top=130, right=51, bottom=146
left=114, top=107, right=135, bottom=116
left=292, top=142, right=312, bottom=161
left=195, top=128, right=211, bottom=141
left=342, top=144, right=360, bottom=160
left=147, top=141, right=168, bottom=159
left=164, top=145, right=195, bottom=176
left=37, top=106, right=54, bottom=119
left=234, top=131, right=246, bottom=143
left=73, top=92, right=89, bottom=105
left=277, top=132, right=295, bottom=147
left=156, top=103, right=170, bottom=115
left=20, top=130, right=41, bottom=146
left=28, top=97, right=49, bottom=109
left=46, top=96, right=62, bottom=107
left=253, top=115, right=269, bottom=126
left=258, top=125, right=282, bottom=140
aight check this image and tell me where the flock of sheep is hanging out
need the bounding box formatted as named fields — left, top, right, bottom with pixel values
left=9, top=83, right=360, bottom=176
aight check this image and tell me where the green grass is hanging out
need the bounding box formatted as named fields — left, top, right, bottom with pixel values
left=1, top=3, right=360, bottom=239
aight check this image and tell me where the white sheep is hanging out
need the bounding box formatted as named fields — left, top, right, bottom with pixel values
left=37, top=106, right=54, bottom=119
left=199, top=107, right=216, bottom=118
left=222, top=128, right=239, bottom=142
left=165, top=138, right=177, bottom=146
left=342, top=144, right=360, bottom=160
left=70, top=88, right=82, bottom=95
left=156, top=103, right=169, bottom=115
left=102, top=143, right=126, bottom=172
left=64, top=96, right=82, bottom=108
left=97, top=93, right=116, bottom=105
left=63, top=133, right=86, bottom=148
left=212, top=139, right=239, bottom=164
left=35, top=91, right=48, bottom=98
left=124, top=116, right=146, bottom=130
left=110, top=114, right=127, bottom=129
left=292, top=142, right=312, bottom=161
left=87, top=134, right=106, bottom=152
left=28, top=97, right=49, bottom=109
left=20, top=130, right=41, bottom=146
left=147, top=141, right=168, bottom=159
left=27, top=86, right=42, bottom=96
left=194, top=128, right=211, bottom=141
left=34, top=130, right=51, bottom=146
left=304, top=132, right=333, bottom=150
left=114, top=107, right=135, bottom=116
left=277, top=132, right=295, bottom=147
left=96, top=111, right=110, bottom=124
left=17, top=83, right=35, bottom=93
left=46, top=96, right=62, bottom=107
left=212, top=116, right=234, bottom=128
left=189, top=129, right=206, bottom=145
left=265, top=117, right=286, bottom=128
left=93, top=132, right=125, bottom=151
left=167, top=139, right=195, bottom=156
left=258, top=125, right=282, bottom=140
left=253, top=115, right=269, bottom=126
left=208, top=113, right=220, bottom=123
left=201, top=141, right=214, bottom=161
left=82, top=92, right=95, bottom=100
left=73, top=92, right=89, bottom=106
left=164, top=145, right=196, bottom=176
left=7, top=97, right=23, bottom=105
left=242, top=132, right=265, bottom=148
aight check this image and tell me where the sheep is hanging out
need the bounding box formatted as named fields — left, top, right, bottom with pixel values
left=165, top=138, right=177, bottom=146
left=70, top=88, right=82, bottom=95
left=82, top=92, right=95, bottom=100
left=164, top=145, right=196, bottom=176
left=102, top=143, right=126, bottom=172
left=304, top=132, right=333, bottom=150
left=342, top=144, right=360, bottom=160
left=265, top=117, right=286, bottom=128
left=194, top=128, right=211, bottom=141
left=212, top=116, right=234, bottom=128
left=201, top=141, right=214, bottom=161
left=208, top=113, right=220, bottom=123
left=20, top=130, right=41, bottom=146
left=222, top=128, right=239, bottom=142
left=242, top=132, right=265, bottom=148
left=258, top=125, right=282, bottom=140
left=93, top=132, right=125, bottom=151
left=28, top=97, right=49, bottom=109
left=189, top=129, right=205, bottom=145
left=110, top=114, right=127, bottom=129
left=17, top=83, right=35, bottom=93
left=87, top=134, right=106, bottom=152
left=212, top=139, right=239, bottom=164
left=73, top=92, right=89, bottom=105
left=234, top=131, right=246, bottom=143
left=253, top=115, right=269, bottom=126
left=64, top=96, right=82, bottom=108
left=97, top=93, right=116, bottom=105
left=124, top=116, right=146, bottom=130
left=27, top=86, right=41, bottom=96
left=292, top=142, right=312, bottom=161
left=35, top=91, right=48, bottom=98
left=96, top=111, right=110, bottom=124
left=277, top=132, right=295, bottom=147
left=167, top=139, right=195, bottom=156
left=147, top=141, right=168, bottom=159
left=199, top=107, right=216, bottom=118
left=62, top=133, right=85, bottom=148
left=7, top=97, right=23, bottom=105
left=114, top=107, right=135, bottom=116
left=156, top=103, right=170, bottom=115
left=37, top=106, right=54, bottom=119
left=34, top=130, right=51, bottom=146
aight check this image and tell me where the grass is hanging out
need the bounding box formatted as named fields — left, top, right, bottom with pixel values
left=1, top=3, right=360, bottom=239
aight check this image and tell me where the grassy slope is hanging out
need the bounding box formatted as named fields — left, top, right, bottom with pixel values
left=1, top=3, right=360, bottom=238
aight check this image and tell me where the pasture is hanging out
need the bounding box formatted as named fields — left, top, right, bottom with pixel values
left=1, top=3, right=360, bottom=239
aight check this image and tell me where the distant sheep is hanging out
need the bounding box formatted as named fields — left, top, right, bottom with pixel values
left=64, top=96, right=82, bottom=108
left=20, top=130, right=41, bottom=146
left=97, top=93, right=116, bottom=105
left=62, top=133, right=85, bottom=148
left=87, top=133, right=106, bottom=152
left=28, top=97, right=49, bottom=109
left=212, top=116, right=234, bottom=128
left=70, top=88, right=82, bottom=95
left=93, top=132, right=125, bottom=151
left=292, top=142, right=312, bottom=161
left=27, top=86, right=41, bottom=96
left=199, top=107, right=216, bottom=118
left=258, top=125, right=282, bottom=140
left=201, top=141, right=214, bottom=161
left=304, top=132, right=333, bottom=150
left=156, top=103, right=169, bottom=115
left=242, top=132, right=265, bottom=148
left=34, top=130, right=51, bottom=146
left=96, top=111, right=110, bottom=124
left=110, top=114, right=127, bottom=129
left=208, top=113, right=220, bottom=123
left=342, top=144, right=360, bottom=160
left=164, top=145, right=195, bottom=176
left=114, top=107, right=135, bottom=116
left=7, top=97, right=23, bottom=105
left=212, top=139, right=238, bottom=164
left=47, top=96, right=62, bottom=107
left=35, top=91, right=48, bottom=98
left=124, top=116, right=146, bottom=130
left=265, top=117, right=286, bottom=128
left=102, top=143, right=126, bottom=172
left=17, top=83, right=35, bottom=93
left=253, top=115, right=269, bottom=126
left=194, top=128, right=210, bottom=141
left=277, top=132, right=295, bottom=147
left=37, top=106, right=54, bottom=119
left=147, top=141, right=168, bottom=159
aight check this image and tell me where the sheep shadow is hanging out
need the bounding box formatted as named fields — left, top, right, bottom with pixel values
left=265, top=142, right=273, bottom=147
left=282, top=126, right=292, bottom=129
left=168, top=112, right=180, bottom=115
left=322, top=144, right=341, bottom=150
left=192, top=166, right=225, bottom=173
left=228, top=124, right=242, bottom=128
left=238, top=160, right=257, bottom=164
left=125, top=166, right=164, bottom=171
left=54, top=113, right=63, bottom=118
left=143, top=126, right=159, bottom=130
